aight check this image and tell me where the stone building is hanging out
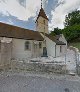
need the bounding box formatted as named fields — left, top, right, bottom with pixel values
left=0, top=4, right=67, bottom=69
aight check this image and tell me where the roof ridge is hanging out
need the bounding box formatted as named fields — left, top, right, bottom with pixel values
left=0, top=22, right=44, bottom=41
left=0, top=22, right=34, bottom=32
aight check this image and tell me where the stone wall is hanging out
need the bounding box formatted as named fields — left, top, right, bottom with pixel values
left=0, top=42, right=12, bottom=71
left=11, top=60, right=67, bottom=74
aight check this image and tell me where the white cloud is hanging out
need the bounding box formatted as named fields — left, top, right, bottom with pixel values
left=78, top=7, right=80, bottom=10
left=49, top=0, right=80, bottom=31
left=0, top=0, right=47, bottom=21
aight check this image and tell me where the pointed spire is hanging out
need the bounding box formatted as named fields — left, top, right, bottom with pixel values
left=36, top=0, right=49, bottom=22
left=41, top=0, right=42, bottom=8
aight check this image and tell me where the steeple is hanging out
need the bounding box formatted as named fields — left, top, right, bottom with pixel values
left=36, top=0, right=48, bottom=21
left=36, top=0, right=49, bottom=34
left=41, top=0, right=42, bottom=8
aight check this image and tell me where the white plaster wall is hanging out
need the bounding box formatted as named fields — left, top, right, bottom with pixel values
left=12, top=39, right=33, bottom=60
left=36, top=16, right=48, bottom=34
left=56, top=45, right=60, bottom=57
left=56, top=45, right=66, bottom=57
left=40, top=33, right=56, bottom=57
left=46, top=37, right=56, bottom=57
left=56, top=34, right=67, bottom=57
left=32, top=41, right=43, bottom=57
left=12, top=39, right=43, bottom=60
left=38, top=41, right=43, bottom=56
left=62, top=45, right=66, bottom=55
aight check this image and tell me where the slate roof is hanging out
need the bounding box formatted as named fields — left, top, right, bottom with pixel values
left=36, top=7, right=48, bottom=21
left=0, top=22, right=44, bottom=41
left=41, top=33, right=66, bottom=45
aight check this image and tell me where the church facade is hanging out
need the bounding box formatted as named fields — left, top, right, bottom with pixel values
left=0, top=6, right=67, bottom=67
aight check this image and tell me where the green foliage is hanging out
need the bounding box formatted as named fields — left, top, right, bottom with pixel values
left=69, top=42, right=80, bottom=51
left=50, top=27, right=62, bottom=36
left=62, top=10, right=80, bottom=42
left=50, top=10, right=80, bottom=43
left=64, top=10, right=80, bottom=27
left=62, top=24, right=80, bottom=42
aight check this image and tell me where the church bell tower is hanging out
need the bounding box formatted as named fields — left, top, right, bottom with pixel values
left=36, top=0, right=49, bottom=34
left=36, top=0, right=48, bottom=57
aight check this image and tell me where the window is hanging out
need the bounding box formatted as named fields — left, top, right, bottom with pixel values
left=39, top=42, right=42, bottom=48
left=43, top=20, right=45, bottom=24
left=60, top=46, right=62, bottom=53
left=25, top=41, right=30, bottom=50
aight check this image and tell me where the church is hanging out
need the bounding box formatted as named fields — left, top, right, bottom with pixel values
left=0, top=3, right=67, bottom=67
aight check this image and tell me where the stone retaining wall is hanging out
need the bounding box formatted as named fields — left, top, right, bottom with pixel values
left=11, top=60, right=67, bottom=74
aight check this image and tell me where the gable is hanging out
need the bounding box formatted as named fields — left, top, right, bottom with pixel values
left=41, top=32, right=66, bottom=45
left=36, top=7, right=48, bottom=22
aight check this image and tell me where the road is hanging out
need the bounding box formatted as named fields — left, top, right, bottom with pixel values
left=0, top=73, right=80, bottom=92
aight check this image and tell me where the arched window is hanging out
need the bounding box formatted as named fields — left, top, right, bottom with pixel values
left=25, top=41, right=30, bottom=50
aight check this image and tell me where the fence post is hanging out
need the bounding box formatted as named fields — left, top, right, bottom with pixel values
left=65, top=53, right=67, bottom=75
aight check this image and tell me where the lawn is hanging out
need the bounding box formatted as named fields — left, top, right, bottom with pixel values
left=69, top=42, right=80, bottom=51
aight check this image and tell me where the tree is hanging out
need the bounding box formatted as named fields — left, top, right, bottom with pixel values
left=62, top=24, right=80, bottom=42
left=50, top=27, right=62, bottom=36
left=62, top=10, right=80, bottom=42
left=64, top=10, right=80, bottom=27
left=50, top=10, right=80, bottom=42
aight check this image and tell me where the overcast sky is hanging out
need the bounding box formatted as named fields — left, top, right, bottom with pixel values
left=0, top=0, right=80, bottom=31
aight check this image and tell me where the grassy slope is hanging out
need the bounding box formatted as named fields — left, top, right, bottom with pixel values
left=68, top=42, right=80, bottom=51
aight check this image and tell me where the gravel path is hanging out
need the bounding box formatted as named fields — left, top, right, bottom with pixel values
left=0, top=72, right=80, bottom=92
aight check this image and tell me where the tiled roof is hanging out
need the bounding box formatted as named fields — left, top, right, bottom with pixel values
left=0, top=22, right=44, bottom=41
left=41, top=33, right=66, bottom=45
left=36, top=7, right=48, bottom=21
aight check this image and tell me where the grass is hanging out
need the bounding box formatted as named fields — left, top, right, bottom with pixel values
left=68, top=42, right=80, bottom=51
